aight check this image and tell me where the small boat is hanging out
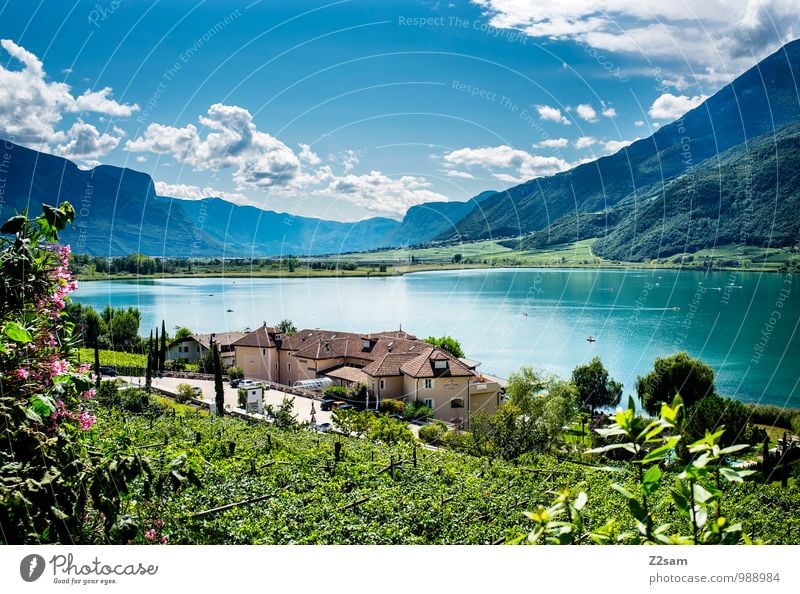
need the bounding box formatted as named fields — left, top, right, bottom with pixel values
left=586, top=335, right=597, bottom=342
left=672, top=306, right=680, bottom=311
left=226, top=309, right=233, bottom=312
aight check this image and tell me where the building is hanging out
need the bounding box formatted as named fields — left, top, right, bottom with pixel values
left=166, top=332, right=246, bottom=367
left=232, top=324, right=503, bottom=423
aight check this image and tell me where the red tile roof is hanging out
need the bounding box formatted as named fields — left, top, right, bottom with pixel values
left=232, top=326, right=279, bottom=348
left=363, top=352, right=420, bottom=377
left=400, top=347, right=474, bottom=378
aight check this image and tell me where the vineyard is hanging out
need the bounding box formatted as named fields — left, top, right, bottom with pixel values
left=87, top=394, right=800, bottom=545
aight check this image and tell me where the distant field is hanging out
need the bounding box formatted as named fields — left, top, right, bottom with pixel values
left=663, top=244, right=799, bottom=271
left=329, top=238, right=604, bottom=267
left=77, top=348, right=147, bottom=368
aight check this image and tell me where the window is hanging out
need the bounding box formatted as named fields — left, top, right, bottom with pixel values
left=196, top=345, right=200, bottom=352
left=288, top=363, right=292, bottom=372
left=262, top=348, right=266, bottom=356
left=379, top=379, right=385, bottom=390
left=423, top=398, right=435, bottom=410
left=450, top=398, right=464, bottom=409
left=275, top=363, right=278, bottom=370
left=434, top=360, right=448, bottom=370
left=424, top=379, right=432, bottom=389
left=307, top=367, right=314, bottom=372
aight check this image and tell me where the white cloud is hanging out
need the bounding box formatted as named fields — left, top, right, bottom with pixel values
left=576, top=103, right=598, bottom=122
left=443, top=145, right=572, bottom=181
left=445, top=169, right=476, bottom=179
left=318, top=171, right=449, bottom=216
left=533, top=137, right=569, bottom=148
left=634, top=120, right=645, bottom=127
left=602, top=107, right=617, bottom=118
left=0, top=39, right=138, bottom=150
left=603, top=138, right=638, bottom=153
left=473, top=1, right=800, bottom=83
left=574, top=136, right=598, bottom=149
left=54, top=119, right=122, bottom=159
left=297, top=143, right=321, bottom=166
left=535, top=104, right=571, bottom=125
left=125, top=103, right=302, bottom=190
left=154, top=181, right=249, bottom=204
left=648, top=93, right=708, bottom=120
left=75, top=87, right=139, bottom=117
left=136, top=155, right=147, bottom=162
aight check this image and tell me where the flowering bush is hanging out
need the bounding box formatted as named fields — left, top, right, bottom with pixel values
left=0, top=203, right=133, bottom=543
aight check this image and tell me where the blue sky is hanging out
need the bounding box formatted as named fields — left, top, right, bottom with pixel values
left=0, top=0, right=797, bottom=221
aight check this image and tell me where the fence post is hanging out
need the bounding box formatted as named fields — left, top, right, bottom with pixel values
left=390, top=455, right=395, bottom=480
left=413, top=445, right=417, bottom=468
left=335, top=442, right=342, bottom=462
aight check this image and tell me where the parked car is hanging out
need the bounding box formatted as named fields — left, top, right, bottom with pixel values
left=313, top=423, right=332, bottom=433
left=337, top=403, right=356, bottom=411
left=320, top=398, right=337, bottom=411
left=229, top=378, right=241, bottom=388
left=238, top=379, right=256, bottom=389
left=98, top=366, right=117, bottom=377
left=191, top=386, right=202, bottom=396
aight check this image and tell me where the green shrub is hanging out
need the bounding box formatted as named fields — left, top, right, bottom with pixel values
left=118, top=388, right=163, bottom=416
left=170, top=357, right=187, bottom=371
left=402, top=400, right=433, bottom=421
left=323, top=386, right=348, bottom=399
left=442, top=429, right=474, bottom=452
left=96, top=380, right=120, bottom=407
left=379, top=399, right=405, bottom=414
left=418, top=421, right=448, bottom=446
left=227, top=366, right=244, bottom=380
left=745, top=403, right=800, bottom=430
left=176, top=383, right=195, bottom=403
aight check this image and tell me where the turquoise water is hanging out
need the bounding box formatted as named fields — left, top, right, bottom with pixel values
left=72, top=268, right=800, bottom=407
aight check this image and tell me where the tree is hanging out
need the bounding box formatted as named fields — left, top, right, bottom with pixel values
left=212, top=341, right=225, bottom=417
left=159, top=320, right=167, bottom=373
left=173, top=326, right=193, bottom=341
left=145, top=329, right=153, bottom=393
left=571, top=356, right=623, bottom=412
left=636, top=352, right=715, bottom=415
left=505, top=366, right=547, bottom=408
left=276, top=319, right=297, bottom=336
left=423, top=335, right=465, bottom=358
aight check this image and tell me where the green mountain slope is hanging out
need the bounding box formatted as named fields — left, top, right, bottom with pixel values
left=442, top=39, right=800, bottom=244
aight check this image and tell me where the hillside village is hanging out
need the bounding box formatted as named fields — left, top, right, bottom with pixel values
left=168, top=325, right=505, bottom=424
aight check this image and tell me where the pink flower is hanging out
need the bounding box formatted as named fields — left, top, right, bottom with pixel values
left=79, top=363, right=91, bottom=373
left=160, top=536, right=168, bottom=545
left=153, top=519, right=164, bottom=529
left=79, top=411, right=96, bottom=431
left=144, top=529, right=157, bottom=542
left=15, top=368, right=30, bottom=380
left=84, top=388, right=96, bottom=400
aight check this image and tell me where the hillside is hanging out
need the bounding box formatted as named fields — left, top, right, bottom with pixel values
left=442, top=39, right=800, bottom=244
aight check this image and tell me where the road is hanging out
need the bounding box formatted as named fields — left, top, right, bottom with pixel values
left=121, top=376, right=333, bottom=425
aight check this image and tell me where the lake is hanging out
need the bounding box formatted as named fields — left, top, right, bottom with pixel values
left=72, top=268, right=800, bottom=408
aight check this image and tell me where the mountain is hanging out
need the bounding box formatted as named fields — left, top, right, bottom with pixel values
left=381, top=191, right=497, bottom=247
left=175, top=197, right=401, bottom=257
left=593, top=121, right=800, bottom=261
left=0, top=141, right=224, bottom=256
left=442, top=39, right=800, bottom=245
left=0, top=140, right=487, bottom=257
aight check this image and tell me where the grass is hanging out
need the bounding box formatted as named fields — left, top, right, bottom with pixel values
left=77, top=348, right=147, bottom=367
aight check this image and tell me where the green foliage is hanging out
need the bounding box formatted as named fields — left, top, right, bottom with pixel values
left=176, top=384, right=195, bottom=403
left=684, top=394, right=758, bottom=449
left=422, top=335, right=465, bottom=358
left=572, top=356, right=622, bottom=411
left=264, top=397, right=298, bottom=429
left=418, top=421, right=448, bottom=446
left=401, top=400, right=433, bottom=422
left=227, top=366, right=244, bottom=380
left=237, top=388, right=248, bottom=409
left=378, top=399, right=405, bottom=414
left=333, top=410, right=414, bottom=445
left=212, top=342, right=225, bottom=417
left=505, top=366, right=547, bottom=406
left=636, top=352, right=715, bottom=415
left=324, top=386, right=348, bottom=399
left=0, top=203, right=148, bottom=544
left=276, top=319, right=297, bottom=336
left=78, top=348, right=147, bottom=368
left=173, top=327, right=193, bottom=341
left=170, top=357, right=187, bottom=372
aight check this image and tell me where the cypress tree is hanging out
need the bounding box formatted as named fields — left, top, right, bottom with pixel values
left=213, top=341, right=225, bottom=417
left=145, top=329, right=153, bottom=393
left=159, top=319, right=167, bottom=373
